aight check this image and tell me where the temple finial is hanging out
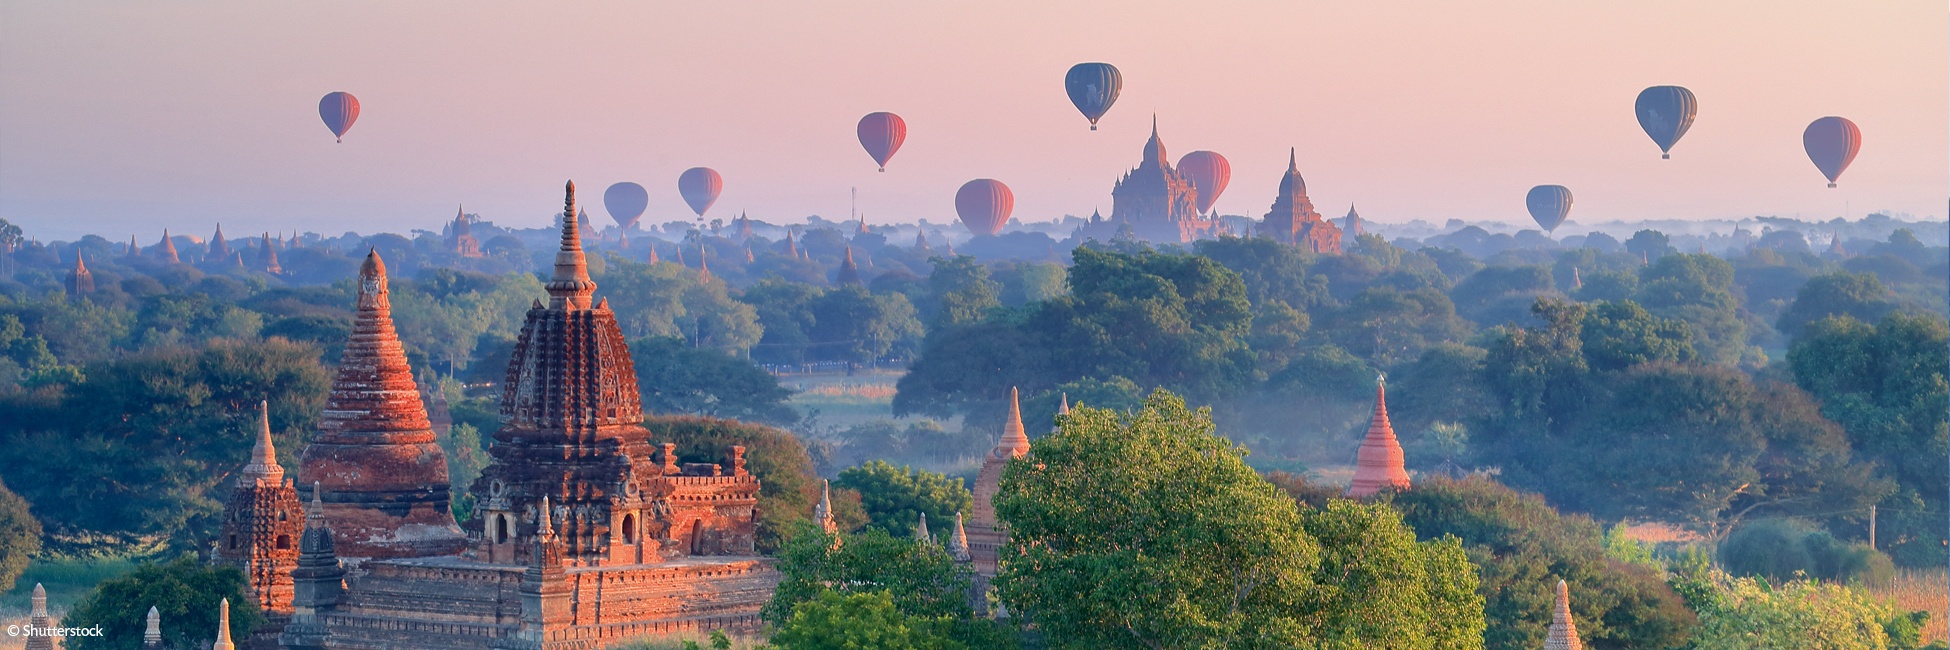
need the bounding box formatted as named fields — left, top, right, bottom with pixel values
left=545, top=181, right=597, bottom=309
left=243, top=400, right=284, bottom=483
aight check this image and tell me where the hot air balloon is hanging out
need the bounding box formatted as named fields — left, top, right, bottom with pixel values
left=1803, top=116, right=1861, bottom=188
left=1526, top=185, right=1573, bottom=233
left=678, top=168, right=723, bottom=217
left=319, top=92, right=360, bottom=143
left=1177, top=151, right=1231, bottom=215
left=857, top=112, right=907, bottom=172
left=1064, top=63, right=1122, bottom=130
left=604, top=182, right=649, bottom=230
left=1635, top=86, right=1697, bottom=159
left=955, top=179, right=1013, bottom=236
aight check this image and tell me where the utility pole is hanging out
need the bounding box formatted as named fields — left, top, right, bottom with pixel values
left=1869, top=504, right=1877, bottom=550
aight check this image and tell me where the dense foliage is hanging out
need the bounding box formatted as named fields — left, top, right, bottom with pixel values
left=0, top=477, right=41, bottom=591
left=833, top=461, right=974, bottom=537
left=644, top=415, right=820, bottom=554
left=62, top=556, right=265, bottom=650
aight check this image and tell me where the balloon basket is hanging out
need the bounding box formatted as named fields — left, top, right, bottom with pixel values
left=878, top=167, right=885, bottom=172
left=1828, top=183, right=1837, bottom=188
left=1661, top=154, right=1669, bottom=159
left=1090, top=125, right=1098, bottom=131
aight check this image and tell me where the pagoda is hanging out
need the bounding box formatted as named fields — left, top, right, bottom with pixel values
left=1545, top=580, right=1584, bottom=650
left=965, top=388, right=1032, bottom=606
left=1104, top=118, right=1218, bottom=243
left=1258, top=149, right=1343, bottom=254
left=210, top=223, right=232, bottom=259
left=450, top=206, right=484, bottom=257
left=65, top=254, right=94, bottom=296
left=1346, top=376, right=1410, bottom=497
left=260, top=232, right=282, bottom=274
left=1342, top=203, right=1365, bottom=237
left=836, top=247, right=863, bottom=285
left=216, top=402, right=304, bottom=619
left=298, top=249, right=468, bottom=559
left=158, top=230, right=180, bottom=264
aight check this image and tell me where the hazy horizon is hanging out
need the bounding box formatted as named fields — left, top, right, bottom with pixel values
left=2, top=1, right=1944, bottom=241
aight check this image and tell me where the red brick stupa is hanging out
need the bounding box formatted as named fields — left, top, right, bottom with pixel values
left=1346, top=375, right=1411, bottom=497
left=299, top=249, right=468, bottom=559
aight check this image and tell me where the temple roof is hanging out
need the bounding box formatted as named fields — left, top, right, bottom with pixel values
left=242, top=401, right=284, bottom=484
left=994, top=387, right=1031, bottom=460
left=1278, top=148, right=1307, bottom=198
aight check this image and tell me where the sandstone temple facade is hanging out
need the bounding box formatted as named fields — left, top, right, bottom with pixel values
left=1257, top=149, right=1343, bottom=254
left=216, top=182, right=774, bottom=650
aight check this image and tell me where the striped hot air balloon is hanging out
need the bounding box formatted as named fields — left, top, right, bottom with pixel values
left=857, top=112, right=907, bottom=172
left=955, top=179, right=1013, bottom=236
left=1064, top=63, right=1122, bottom=131
left=678, top=168, right=723, bottom=218
left=1635, top=86, right=1697, bottom=159
left=318, top=92, right=360, bottom=143
left=1803, top=116, right=1862, bottom=188
left=1526, top=185, right=1573, bottom=233
left=1177, top=151, right=1231, bottom=215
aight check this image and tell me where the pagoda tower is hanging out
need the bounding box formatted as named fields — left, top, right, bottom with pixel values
left=1257, top=149, right=1342, bottom=254
left=469, top=181, right=759, bottom=566
left=216, top=402, right=304, bottom=617
left=280, top=484, right=345, bottom=650
left=1107, top=117, right=1212, bottom=243
left=964, top=387, right=1031, bottom=601
left=915, top=231, right=930, bottom=252
left=836, top=247, right=862, bottom=285
left=143, top=605, right=162, bottom=649
left=783, top=230, right=798, bottom=258
left=209, top=223, right=232, bottom=259
left=1346, top=376, right=1411, bottom=497
left=298, top=249, right=468, bottom=559
left=127, top=234, right=142, bottom=260
left=1545, top=580, right=1584, bottom=650
left=65, top=254, right=94, bottom=296
left=1342, top=203, right=1365, bottom=237
left=260, top=232, right=282, bottom=274
left=25, top=584, right=50, bottom=650
left=450, top=206, right=484, bottom=257
left=159, top=230, right=180, bottom=264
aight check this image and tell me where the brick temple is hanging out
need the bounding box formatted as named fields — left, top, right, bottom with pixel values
left=217, top=181, right=775, bottom=650
left=1075, top=118, right=1223, bottom=244
left=1258, top=148, right=1343, bottom=254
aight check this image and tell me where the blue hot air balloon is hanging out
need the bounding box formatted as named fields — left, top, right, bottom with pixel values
left=1635, top=86, right=1697, bottom=159
left=1526, top=185, right=1573, bottom=233
left=603, top=182, right=649, bottom=230
left=1064, top=63, right=1122, bottom=131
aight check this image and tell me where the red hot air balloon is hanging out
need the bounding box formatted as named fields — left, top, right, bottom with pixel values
left=678, top=167, right=723, bottom=217
left=1803, top=116, right=1862, bottom=188
left=857, top=112, right=907, bottom=172
left=319, top=92, right=360, bottom=143
left=1177, top=151, right=1231, bottom=215
left=954, top=179, right=1013, bottom=236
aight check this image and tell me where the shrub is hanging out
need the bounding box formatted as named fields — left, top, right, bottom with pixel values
left=1721, top=519, right=1894, bottom=586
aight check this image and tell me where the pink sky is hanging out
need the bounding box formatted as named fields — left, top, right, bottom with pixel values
left=1, top=1, right=1943, bottom=240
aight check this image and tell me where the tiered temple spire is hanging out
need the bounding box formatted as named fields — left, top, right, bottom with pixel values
left=914, top=512, right=931, bottom=544
left=243, top=401, right=283, bottom=484
left=298, top=248, right=466, bottom=559
left=144, top=606, right=162, bottom=649
left=212, top=599, right=235, bottom=650
left=836, top=247, right=862, bottom=285
left=947, top=513, right=970, bottom=562
left=66, top=253, right=94, bottom=296
left=814, top=480, right=836, bottom=534
left=159, top=230, right=180, bottom=264
left=1347, top=375, right=1411, bottom=497
left=26, top=583, right=50, bottom=650
left=1544, top=580, right=1583, bottom=650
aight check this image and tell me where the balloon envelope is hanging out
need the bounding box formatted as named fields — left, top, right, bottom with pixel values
left=1635, top=86, right=1697, bottom=158
left=678, top=168, right=723, bottom=217
left=319, top=92, right=360, bottom=143
left=955, top=179, right=1013, bottom=236
left=1803, top=116, right=1861, bottom=188
left=603, top=182, right=649, bottom=229
left=1064, top=63, right=1122, bottom=130
left=857, top=112, right=907, bottom=171
left=1177, top=151, right=1231, bottom=214
left=1525, top=185, right=1573, bottom=232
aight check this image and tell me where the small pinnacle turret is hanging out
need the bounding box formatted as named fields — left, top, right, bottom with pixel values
left=243, top=401, right=284, bottom=484
left=914, top=512, right=931, bottom=544
left=947, top=513, right=970, bottom=562
left=213, top=598, right=236, bottom=650
left=997, top=387, right=1030, bottom=458
left=814, top=480, right=836, bottom=534
left=144, top=605, right=162, bottom=648
left=1545, top=580, right=1583, bottom=650
left=546, top=181, right=597, bottom=310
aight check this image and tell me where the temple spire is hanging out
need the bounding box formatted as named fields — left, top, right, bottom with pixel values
left=994, top=387, right=1030, bottom=458
left=1347, top=374, right=1410, bottom=497
left=213, top=598, right=235, bottom=650
left=128, top=234, right=142, bottom=258
left=243, top=400, right=284, bottom=484
left=814, top=480, right=836, bottom=533
left=160, top=230, right=179, bottom=263
left=144, top=606, right=162, bottom=648
left=1058, top=392, right=1069, bottom=415
left=914, top=512, right=931, bottom=544
left=30, top=582, right=45, bottom=618
left=1544, top=580, right=1583, bottom=650
left=947, top=513, right=970, bottom=561
left=1288, top=147, right=1297, bottom=173
left=647, top=244, right=660, bottom=265
left=546, top=181, right=597, bottom=309
left=837, top=247, right=862, bottom=285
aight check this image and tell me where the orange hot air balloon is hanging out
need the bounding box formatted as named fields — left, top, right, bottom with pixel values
left=857, top=112, right=907, bottom=172
left=1177, top=151, right=1230, bottom=215
left=955, top=179, right=1013, bottom=236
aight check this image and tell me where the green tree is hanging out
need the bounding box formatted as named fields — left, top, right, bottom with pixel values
left=1777, top=271, right=1896, bottom=338
left=771, top=591, right=970, bottom=650
left=644, top=415, right=819, bottom=554
left=1634, top=254, right=1745, bottom=365
left=996, top=390, right=1484, bottom=649
left=0, top=477, right=40, bottom=592
left=0, top=338, right=330, bottom=548
left=1386, top=477, right=1697, bottom=650
left=740, top=279, right=821, bottom=365
left=807, top=285, right=923, bottom=365
left=1623, top=229, right=1672, bottom=260
left=1788, top=313, right=1950, bottom=566
left=764, top=525, right=979, bottom=624
left=1688, top=574, right=1892, bottom=650
left=594, top=258, right=762, bottom=355
left=925, top=255, right=1001, bottom=327
left=834, top=461, right=974, bottom=537
left=631, top=336, right=797, bottom=424
left=63, top=556, right=266, bottom=650
left=1578, top=300, right=1696, bottom=372
left=1321, top=286, right=1471, bottom=368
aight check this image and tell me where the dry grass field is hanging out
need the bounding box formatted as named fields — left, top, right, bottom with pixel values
left=1870, top=568, right=1949, bottom=644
